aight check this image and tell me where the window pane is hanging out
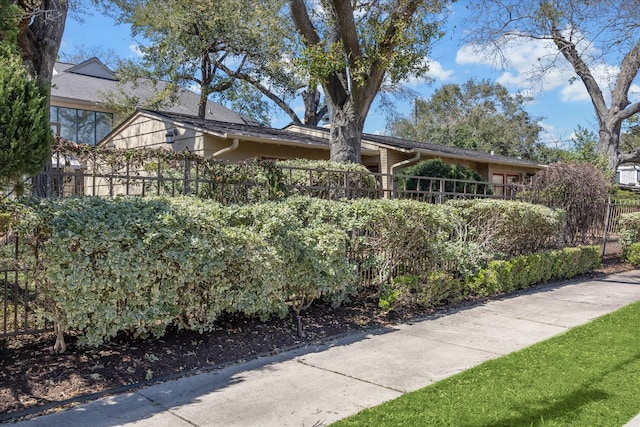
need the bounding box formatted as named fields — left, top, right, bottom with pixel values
left=76, top=110, right=95, bottom=145
left=58, top=107, right=76, bottom=142
left=95, top=112, right=113, bottom=143
left=49, top=106, right=58, bottom=122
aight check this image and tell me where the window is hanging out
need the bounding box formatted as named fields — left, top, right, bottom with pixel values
left=50, top=106, right=113, bottom=146
left=492, top=173, right=521, bottom=198
left=492, top=173, right=505, bottom=196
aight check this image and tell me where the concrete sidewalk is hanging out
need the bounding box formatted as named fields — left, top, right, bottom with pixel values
left=10, top=270, right=640, bottom=427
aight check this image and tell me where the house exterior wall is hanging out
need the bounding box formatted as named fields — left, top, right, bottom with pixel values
left=202, top=135, right=329, bottom=162
left=617, top=166, right=640, bottom=186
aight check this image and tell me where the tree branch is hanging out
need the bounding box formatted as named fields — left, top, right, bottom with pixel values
left=611, top=40, right=640, bottom=113
left=217, top=62, right=302, bottom=124
left=288, top=0, right=320, bottom=46
left=551, top=26, right=608, bottom=120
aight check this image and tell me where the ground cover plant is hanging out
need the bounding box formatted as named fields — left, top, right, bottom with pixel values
left=334, top=300, right=640, bottom=427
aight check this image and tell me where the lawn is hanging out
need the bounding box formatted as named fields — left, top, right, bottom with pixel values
left=334, top=301, right=640, bottom=426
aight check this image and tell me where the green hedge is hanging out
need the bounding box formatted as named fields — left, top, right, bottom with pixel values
left=9, top=195, right=602, bottom=352
left=278, top=159, right=379, bottom=199
left=466, top=246, right=601, bottom=297
left=448, top=199, right=564, bottom=258
left=618, top=212, right=640, bottom=249
left=22, top=197, right=355, bottom=348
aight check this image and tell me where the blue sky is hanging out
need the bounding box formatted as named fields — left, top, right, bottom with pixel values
left=60, top=3, right=608, bottom=150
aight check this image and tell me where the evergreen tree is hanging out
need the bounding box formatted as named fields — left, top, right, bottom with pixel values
left=0, top=4, right=52, bottom=193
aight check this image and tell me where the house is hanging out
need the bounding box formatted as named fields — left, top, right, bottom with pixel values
left=49, top=57, right=258, bottom=146
left=99, top=109, right=546, bottom=197
left=51, top=57, right=545, bottom=195
left=616, top=164, right=640, bottom=187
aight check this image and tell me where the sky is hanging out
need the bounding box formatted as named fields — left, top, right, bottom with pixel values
left=59, top=2, right=612, bottom=150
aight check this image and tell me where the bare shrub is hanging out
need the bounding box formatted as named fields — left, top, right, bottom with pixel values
left=519, top=162, right=611, bottom=245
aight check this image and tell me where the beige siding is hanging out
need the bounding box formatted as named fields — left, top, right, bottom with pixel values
left=203, top=136, right=329, bottom=161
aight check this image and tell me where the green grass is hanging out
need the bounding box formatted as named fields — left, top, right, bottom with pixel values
left=334, top=301, right=640, bottom=427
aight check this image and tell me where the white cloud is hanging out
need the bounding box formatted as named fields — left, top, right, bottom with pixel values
left=454, top=32, right=632, bottom=107
left=129, top=44, right=143, bottom=57
left=423, top=59, right=455, bottom=82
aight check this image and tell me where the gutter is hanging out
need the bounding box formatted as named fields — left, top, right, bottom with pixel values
left=390, top=151, right=421, bottom=175
left=210, top=136, right=239, bottom=158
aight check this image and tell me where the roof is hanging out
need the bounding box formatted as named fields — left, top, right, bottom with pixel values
left=362, top=133, right=545, bottom=168
left=51, top=58, right=259, bottom=125
left=285, top=123, right=546, bottom=169
left=105, top=110, right=332, bottom=150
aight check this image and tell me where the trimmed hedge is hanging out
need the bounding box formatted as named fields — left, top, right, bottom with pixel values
left=448, top=199, right=564, bottom=258
left=618, top=212, right=640, bottom=249
left=21, top=197, right=356, bottom=349
left=9, top=195, right=601, bottom=352
left=466, top=246, right=601, bottom=297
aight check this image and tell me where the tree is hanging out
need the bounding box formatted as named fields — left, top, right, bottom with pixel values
left=104, top=0, right=326, bottom=125
left=0, top=4, right=53, bottom=193
left=12, top=0, right=68, bottom=86
left=289, top=0, right=449, bottom=163
left=387, top=79, right=545, bottom=161
left=464, top=0, right=640, bottom=174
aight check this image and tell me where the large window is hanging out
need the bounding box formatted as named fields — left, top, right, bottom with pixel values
left=50, top=106, right=113, bottom=146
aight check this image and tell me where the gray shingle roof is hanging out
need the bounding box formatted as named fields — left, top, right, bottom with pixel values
left=362, top=133, right=544, bottom=167
left=140, top=110, right=330, bottom=148
left=51, top=58, right=259, bottom=125
left=284, top=123, right=544, bottom=168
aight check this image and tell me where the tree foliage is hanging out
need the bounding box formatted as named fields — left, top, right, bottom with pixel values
left=559, top=125, right=610, bottom=174
left=464, top=0, right=640, bottom=174
left=290, top=0, right=450, bottom=163
left=0, top=21, right=52, bottom=193
left=103, top=0, right=323, bottom=124
left=388, top=79, right=545, bottom=161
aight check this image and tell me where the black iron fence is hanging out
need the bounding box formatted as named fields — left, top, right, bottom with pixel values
left=2, top=145, right=640, bottom=339
left=21, top=151, right=506, bottom=203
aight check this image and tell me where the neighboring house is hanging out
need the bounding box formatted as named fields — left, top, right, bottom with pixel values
left=100, top=109, right=546, bottom=196
left=617, top=164, right=640, bottom=186
left=49, top=57, right=258, bottom=146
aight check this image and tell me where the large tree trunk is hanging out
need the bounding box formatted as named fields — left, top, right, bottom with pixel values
left=15, top=0, right=68, bottom=85
left=329, top=98, right=363, bottom=163
left=598, top=121, right=623, bottom=171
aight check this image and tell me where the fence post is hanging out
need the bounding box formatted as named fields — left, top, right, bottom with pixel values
left=184, top=159, right=191, bottom=196
left=601, top=195, right=612, bottom=257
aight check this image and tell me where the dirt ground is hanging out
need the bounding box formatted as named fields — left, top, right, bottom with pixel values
left=0, top=257, right=634, bottom=423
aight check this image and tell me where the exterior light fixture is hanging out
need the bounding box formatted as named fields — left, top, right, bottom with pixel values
left=165, top=128, right=178, bottom=144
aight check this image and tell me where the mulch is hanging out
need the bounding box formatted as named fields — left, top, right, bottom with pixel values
left=0, top=256, right=634, bottom=423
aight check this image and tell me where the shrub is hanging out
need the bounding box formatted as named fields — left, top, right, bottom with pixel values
left=623, top=242, right=640, bottom=267
left=378, top=272, right=464, bottom=312
left=278, top=159, right=379, bottom=199
left=396, top=159, right=491, bottom=198
left=0, top=44, right=53, bottom=195
left=449, top=199, right=564, bottom=258
left=618, top=212, right=640, bottom=249
left=466, top=246, right=601, bottom=297
left=520, top=162, right=610, bottom=245
left=21, top=196, right=356, bottom=350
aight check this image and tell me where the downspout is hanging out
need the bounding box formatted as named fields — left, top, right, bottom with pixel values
left=389, top=151, right=421, bottom=199
left=390, top=151, right=421, bottom=175
left=209, top=137, right=240, bottom=158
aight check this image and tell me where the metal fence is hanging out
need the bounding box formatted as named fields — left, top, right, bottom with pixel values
left=0, top=230, right=49, bottom=338
left=20, top=151, right=509, bottom=203
left=2, top=146, right=639, bottom=339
